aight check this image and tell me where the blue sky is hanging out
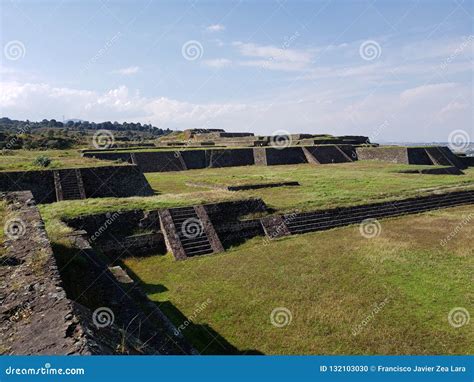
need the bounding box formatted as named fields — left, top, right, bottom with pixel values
left=1, top=0, right=473, bottom=141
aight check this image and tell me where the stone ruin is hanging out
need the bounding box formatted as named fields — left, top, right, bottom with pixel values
left=1, top=184, right=474, bottom=354
left=1, top=128, right=473, bottom=355
left=0, top=165, right=154, bottom=204
left=0, top=191, right=194, bottom=355
left=82, top=144, right=469, bottom=174
left=80, top=129, right=471, bottom=173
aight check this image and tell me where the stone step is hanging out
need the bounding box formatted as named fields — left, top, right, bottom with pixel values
left=53, top=169, right=86, bottom=201
left=287, top=196, right=473, bottom=228
left=286, top=200, right=469, bottom=227
left=159, top=205, right=224, bottom=260
left=265, top=191, right=474, bottom=238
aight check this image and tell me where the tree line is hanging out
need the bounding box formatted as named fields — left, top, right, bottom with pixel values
left=0, top=117, right=171, bottom=136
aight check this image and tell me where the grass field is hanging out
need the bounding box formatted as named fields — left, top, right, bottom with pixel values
left=145, top=162, right=474, bottom=212
left=2, top=151, right=473, bottom=355
left=36, top=161, right=474, bottom=241
left=0, top=149, right=113, bottom=172
left=123, top=205, right=474, bottom=355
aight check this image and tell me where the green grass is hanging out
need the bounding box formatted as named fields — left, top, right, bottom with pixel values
left=123, top=205, right=474, bottom=355
left=145, top=162, right=474, bottom=212
left=0, top=149, right=115, bottom=172
left=37, top=161, right=474, bottom=237
left=2, top=150, right=473, bottom=355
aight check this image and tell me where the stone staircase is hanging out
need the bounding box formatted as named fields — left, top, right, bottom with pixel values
left=159, top=206, right=223, bottom=260
left=264, top=190, right=474, bottom=238
left=53, top=169, right=86, bottom=201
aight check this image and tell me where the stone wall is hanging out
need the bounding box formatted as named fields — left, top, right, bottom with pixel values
left=0, top=170, right=56, bottom=203
left=407, top=148, right=432, bottom=165
left=356, top=147, right=409, bottom=163
left=0, top=191, right=92, bottom=354
left=356, top=146, right=465, bottom=168
left=84, top=145, right=363, bottom=172
left=264, top=147, right=308, bottom=165
left=95, top=233, right=166, bottom=261
left=204, top=199, right=267, bottom=248
left=65, top=199, right=268, bottom=255
left=0, top=165, right=153, bottom=204
left=280, top=189, right=474, bottom=236
left=80, top=165, right=154, bottom=199
left=208, top=148, right=255, bottom=167
left=181, top=150, right=207, bottom=169
left=134, top=151, right=185, bottom=172
left=253, top=148, right=267, bottom=165
left=304, top=145, right=352, bottom=164
left=459, top=155, right=474, bottom=167
left=65, top=209, right=164, bottom=259
left=0, top=191, right=193, bottom=354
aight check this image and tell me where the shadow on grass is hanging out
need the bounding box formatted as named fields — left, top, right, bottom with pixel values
left=157, top=300, right=263, bottom=355
left=53, top=239, right=263, bottom=355
left=123, top=265, right=263, bottom=355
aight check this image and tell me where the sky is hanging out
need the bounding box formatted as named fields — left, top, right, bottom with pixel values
left=0, top=0, right=473, bottom=142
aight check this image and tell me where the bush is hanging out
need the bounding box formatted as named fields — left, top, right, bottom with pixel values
left=33, top=155, right=51, bottom=167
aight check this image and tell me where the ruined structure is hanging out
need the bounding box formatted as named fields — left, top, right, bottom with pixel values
left=1, top=128, right=473, bottom=355
left=66, top=199, right=267, bottom=261
left=63, top=190, right=474, bottom=261
left=0, top=191, right=193, bottom=355
left=356, top=146, right=467, bottom=169
left=83, top=145, right=359, bottom=173
left=83, top=144, right=468, bottom=173
left=0, top=165, right=154, bottom=204
left=261, top=190, right=474, bottom=238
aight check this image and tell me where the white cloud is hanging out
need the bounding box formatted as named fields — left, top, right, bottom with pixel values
left=233, top=42, right=313, bottom=72
left=202, top=58, right=232, bottom=68
left=1, top=80, right=471, bottom=141
left=0, top=81, right=250, bottom=130
left=400, top=83, right=457, bottom=102
left=206, top=24, right=225, bottom=32
left=110, top=66, right=140, bottom=75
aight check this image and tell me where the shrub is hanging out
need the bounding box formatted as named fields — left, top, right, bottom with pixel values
left=33, top=155, right=51, bottom=167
